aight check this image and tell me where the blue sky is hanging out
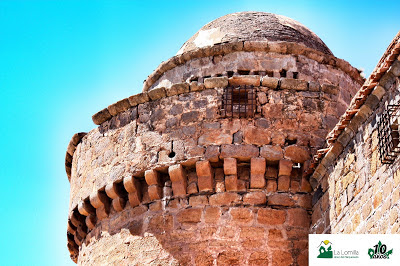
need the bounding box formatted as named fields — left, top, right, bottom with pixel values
left=0, top=1, right=398, bottom=265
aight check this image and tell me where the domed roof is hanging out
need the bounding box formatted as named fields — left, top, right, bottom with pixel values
left=177, top=12, right=332, bottom=55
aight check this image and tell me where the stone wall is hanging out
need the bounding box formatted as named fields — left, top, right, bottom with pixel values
left=310, top=58, right=400, bottom=234
left=77, top=188, right=310, bottom=265
left=69, top=75, right=359, bottom=211
left=66, top=43, right=362, bottom=264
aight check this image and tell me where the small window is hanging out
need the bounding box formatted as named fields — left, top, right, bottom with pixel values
left=221, top=86, right=255, bottom=118
left=377, top=104, right=400, bottom=164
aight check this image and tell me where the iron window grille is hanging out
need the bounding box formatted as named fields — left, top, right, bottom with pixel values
left=221, top=85, right=255, bottom=118
left=377, top=104, right=400, bottom=164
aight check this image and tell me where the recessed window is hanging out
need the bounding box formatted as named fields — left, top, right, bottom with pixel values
left=221, top=86, right=255, bottom=118
left=377, top=104, right=400, bottom=164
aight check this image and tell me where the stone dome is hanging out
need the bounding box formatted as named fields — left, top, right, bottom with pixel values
left=177, top=11, right=332, bottom=55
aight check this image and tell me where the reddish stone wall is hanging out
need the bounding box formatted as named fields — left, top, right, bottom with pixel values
left=65, top=43, right=362, bottom=264
left=78, top=191, right=310, bottom=265
left=310, top=59, right=400, bottom=234
left=69, top=76, right=359, bottom=211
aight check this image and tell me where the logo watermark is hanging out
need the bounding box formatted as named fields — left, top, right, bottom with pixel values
left=368, top=241, right=393, bottom=259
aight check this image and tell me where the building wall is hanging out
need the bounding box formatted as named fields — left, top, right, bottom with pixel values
left=78, top=191, right=310, bottom=265
left=311, top=59, right=400, bottom=235
left=66, top=46, right=361, bottom=264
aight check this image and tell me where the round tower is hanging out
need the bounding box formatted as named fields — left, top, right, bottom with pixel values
left=65, top=12, right=363, bottom=265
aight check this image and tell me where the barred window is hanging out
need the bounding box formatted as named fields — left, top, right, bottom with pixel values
left=377, top=104, right=400, bottom=164
left=221, top=86, right=255, bottom=118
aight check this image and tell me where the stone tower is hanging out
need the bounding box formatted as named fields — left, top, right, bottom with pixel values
left=65, top=12, right=363, bottom=265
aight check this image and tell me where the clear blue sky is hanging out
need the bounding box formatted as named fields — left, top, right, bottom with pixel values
left=0, top=1, right=398, bottom=265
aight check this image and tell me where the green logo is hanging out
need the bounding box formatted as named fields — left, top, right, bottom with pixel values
left=317, top=240, right=333, bottom=258
left=368, top=241, right=393, bottom=259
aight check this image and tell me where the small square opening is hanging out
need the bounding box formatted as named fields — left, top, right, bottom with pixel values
left=221, top=86, right=255, bottom=118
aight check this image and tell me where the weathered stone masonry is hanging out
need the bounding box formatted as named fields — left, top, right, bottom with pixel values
left=311, top=33, right=400, bottom=235
left=64, top=12, right=370, bottom=265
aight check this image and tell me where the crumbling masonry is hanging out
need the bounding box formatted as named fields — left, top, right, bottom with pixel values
left=64, top=12, right=400, bottom=265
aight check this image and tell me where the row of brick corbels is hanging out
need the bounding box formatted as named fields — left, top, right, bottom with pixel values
left=142, top=40, right=363, bottom=92
left=65, top=132, right=86, bottom=181
left=67, top=156, right=312, bottom=259
left=69, top=157, right=308, bottom=228
left=91, top=74, right=340, bottom=126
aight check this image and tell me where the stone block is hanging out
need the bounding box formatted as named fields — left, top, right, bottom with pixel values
left=112, top=197, right=126, bottom=212
left=190, top=81, right=205, bottom=92
left=371, top=85, right=385, bottom=100
left=278, top=175, right=290, bottom=191
left=145, top=170, right=160, bottom=186
left=78, top=200, right=95, bottom=216
left=205, top=145, right=220, bottom=162
left=197, top=174, right=213, bottom=193
left=128, top=192, right=141, bottom=207
left=260, top=145, right=283, bottom=164
left=268, top=193, right=294, bottom=206
left=189, top=195, right=208, bottom=206
left=279, top=159, right=292, bottom=176
left=215, top=180, right=225, bottom=192
left=220, top=144, right=259, bottom=161
left=287, top=208, right=309, bottom=228
left=166, top=82, right=189, bottom=96
left=187, top=182, right=198, bottom=194
left=71, top=132, right=86, bottom=146
left=250, top=157, right=266, bottom=188
left=243, top=40, right=268, bottom=51
left=225, top=175, right=239, bottom=192
left=266, top=179, right=277, bottom=192
left=89, top=191, right=109, bottom=209
left=230, top=208, right=254, bottom=223
left=198, top=131, right=232, bottom=145
left=308, top=81, right=320, bottom=91
left=148, top=87, right=166, bottom=100
left=299, top=177, right=312, bottom=193
left=148, top=185, right=162, bottom=200
left=266, top=166, right=278, bottom=178
left=243, top=126, right=271, bottom=146
left=272, top=250, right=293, bottom=265
left=224, top=158, right=237, bottom=175
left=280, top=78, right=308, bottom=91
left=108, top=98, right=130, bottom=116
left=257, top=208, right=286, bottom=225
left=171, top=180, right=187, bottom=197
left=196, top=160, right=212, bottom=177
left=243, top=192, right=266, bottom=205
left=168, top=164, right=186, bottom=183
left=204, top=77, right=228, bottom=88
left=284, top=145, right=310, bottom=163
left=209, top=192, right=241, bottom=206
left=123, top=176, right=140, bottom=193
left=228, top=75, right=260, bottom=86
left=85, top=215, right=97, bottom=230
left=177, top=208, right=202, bottom=223
left=321, top=83, right=338, bottom=95
left=128, top=92, right=149, bottom=106
left=364, top=94, right=380, bottom=110
left=204, top=206, right=221, bottom=223
left=261, top=76, right=279, bottom=88
left=181, top=110, right=200, bottom=123
left=92, top=108, right=112, bottom=125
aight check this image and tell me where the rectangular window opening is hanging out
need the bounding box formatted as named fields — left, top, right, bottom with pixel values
left=221, top=86, right=255, bottom=118
left=377, top=104, right=400, bottom=164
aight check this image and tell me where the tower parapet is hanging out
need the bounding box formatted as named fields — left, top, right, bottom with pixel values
left=65, top=12, right=363, bottom=265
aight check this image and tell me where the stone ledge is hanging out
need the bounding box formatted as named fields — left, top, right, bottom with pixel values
left=142, top=41, right=364, bottom=92
left=90, top=77, right=338, bottom=126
